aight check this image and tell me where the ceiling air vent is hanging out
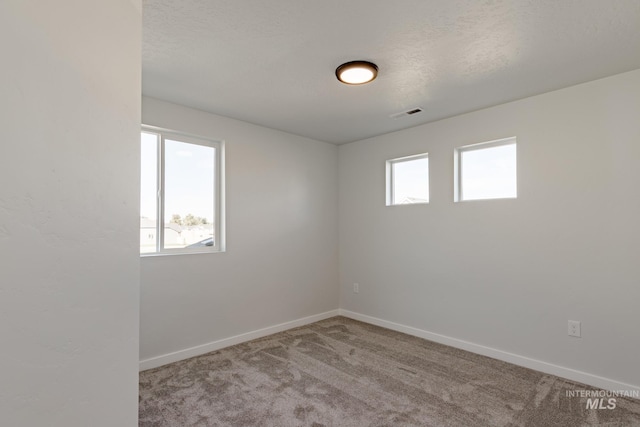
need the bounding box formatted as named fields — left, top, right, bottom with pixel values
left=389, top=107, right=423, bottom=119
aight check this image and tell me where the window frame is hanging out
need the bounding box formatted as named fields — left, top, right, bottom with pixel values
left=141, top=125, right=224, bottom=256
left=385, top=152, right=430, bottom=206
left=454, top=136, right=517, bottom=202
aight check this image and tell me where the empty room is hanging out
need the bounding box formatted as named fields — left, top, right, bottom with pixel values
left=2, top=1, right=640, bottom=426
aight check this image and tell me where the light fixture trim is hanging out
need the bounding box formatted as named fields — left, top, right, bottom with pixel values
left=336, top=60, right=378, bottom=85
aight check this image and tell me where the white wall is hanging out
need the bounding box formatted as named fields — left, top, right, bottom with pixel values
left=140, top=97, right=339, bottom=363
left=0, top=2, right=141, bottom=426
left=339, top=70, right=640, bottom=389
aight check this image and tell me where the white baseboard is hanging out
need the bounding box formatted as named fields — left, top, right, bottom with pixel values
left=338, top=309, right=639, bottom=394
left=140, top=307, right=638, bottom=394
left=139, top=309, right=340, bottom=371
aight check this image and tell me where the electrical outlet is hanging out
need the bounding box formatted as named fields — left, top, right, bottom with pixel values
left=568, top=320, right=581, bottom=337
left=353, top=283, right=359, bottom=293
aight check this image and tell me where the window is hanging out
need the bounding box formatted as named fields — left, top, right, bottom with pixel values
left=386, top=153, right=429, bottom=205
left=140, top=126, right=223, bottom=255
left=455, top=137, right=516, bottom=201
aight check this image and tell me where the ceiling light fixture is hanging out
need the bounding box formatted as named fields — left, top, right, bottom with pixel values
left=335, top=61, right=378, bottom=85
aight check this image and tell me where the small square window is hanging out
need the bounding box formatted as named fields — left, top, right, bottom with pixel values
left=386, top=154, right=429, bottom=206
left=455, top=137, right=517, bottom=201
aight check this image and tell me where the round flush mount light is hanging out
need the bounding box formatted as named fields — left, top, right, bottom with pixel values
left=335, top=60, right=378, bottom=85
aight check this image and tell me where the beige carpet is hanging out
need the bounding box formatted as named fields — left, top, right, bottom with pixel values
left=139, top=316, right=640, bottom=426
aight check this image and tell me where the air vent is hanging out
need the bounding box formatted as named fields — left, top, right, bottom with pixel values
left=389, top=107, right=424, bottom=119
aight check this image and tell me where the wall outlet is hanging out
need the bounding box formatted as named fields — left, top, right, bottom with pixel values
left=353, top=283, right=359, bottom=293
left=568, top=320, right=581, bottom=337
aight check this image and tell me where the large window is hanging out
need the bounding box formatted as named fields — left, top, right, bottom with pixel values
left=386, top=153, right=429, bottom=205
left=140, top=127, right=223, bottom=255
left=455, top=137, right=517, bottom=201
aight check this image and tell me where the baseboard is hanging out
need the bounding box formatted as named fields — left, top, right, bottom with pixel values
left=139, top=309, right=340, bottom=371
left=338, top=309, right=639, bottom=394
left=140, top=307, right=638, bottom=393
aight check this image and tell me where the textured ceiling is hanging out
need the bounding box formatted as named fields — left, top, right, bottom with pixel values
left=143, top=0, right=640, bottom=144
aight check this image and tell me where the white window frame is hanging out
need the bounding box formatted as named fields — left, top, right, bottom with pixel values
left=454, top=136, right=517, bottom=202
left=386, top=152, right=430, bottom=206
left=141, top=125, right=225, bottom=256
